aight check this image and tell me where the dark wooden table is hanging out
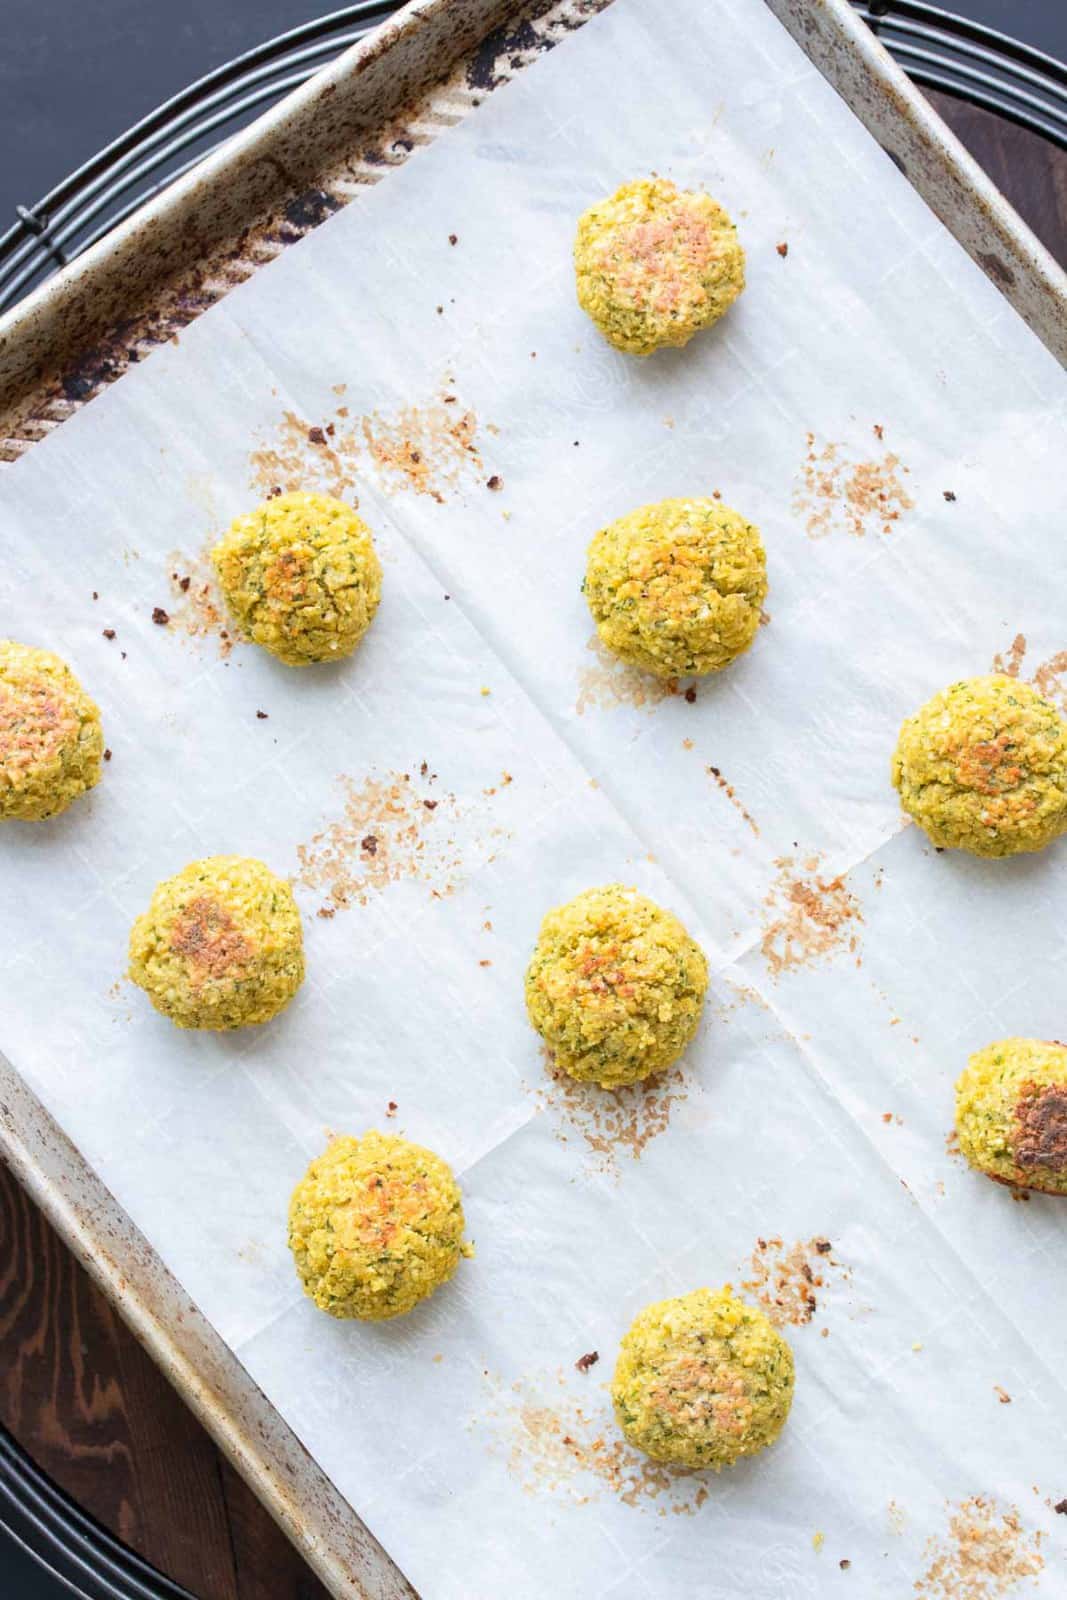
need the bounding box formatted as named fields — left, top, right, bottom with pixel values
left=1, top=89, right=1065, bottom=1600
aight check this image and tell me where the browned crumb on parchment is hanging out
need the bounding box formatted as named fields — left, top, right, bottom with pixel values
left=477, top=1371, right=710, bottom=1516
left=361, top=392, right=482, bottom=503
left=294, top=766, right=509, bottom=916
left=249, top=408, right=362, bottom=501
left=527, top=1048, right=692, bottom=1177
left=105, top=975, right=134, bottom=1022
left=296, top=770, right=457, bottom=913
left=575, top=634, right=680, bottom=715
left=248, top=381, right=492, bottom=505
left=991, top=632, right=1067, bottom=716
left=740, top=1236, right=850, bottom=1328
left=760, top=855, right=862, bottom=978
left=992, top=633, right=1028, bottom=680
left=1033, top=653, right=1067, bottom=713
left=914, top=1497, right=1043, bottom=1599
left=706, top=764, right=759, bottom=836
left=164, top=549, right=234, bottom=657
left=794, top=429, right=914, bottom=539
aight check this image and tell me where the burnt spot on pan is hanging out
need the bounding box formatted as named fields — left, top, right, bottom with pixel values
left=468, top=18, right=550, bottom=94
left=281, top=189, right=341, bottom=236
left=976, top=252, right=1017, bottom=291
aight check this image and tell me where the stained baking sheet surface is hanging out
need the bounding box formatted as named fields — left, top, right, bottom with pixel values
left=1, top=0, right=1066, bottom=1594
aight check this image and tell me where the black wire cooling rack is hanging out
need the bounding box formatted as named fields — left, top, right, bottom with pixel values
left=0, top=2, right=395, bottom=316
left=1, top=4, right=1065, bottom=1597
left=0, top=1, right=1065, bottom=316
left=0, top=1425, right=195, bottom=1599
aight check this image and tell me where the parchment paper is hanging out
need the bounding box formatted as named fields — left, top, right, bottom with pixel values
left=2, top=1, right=1067, bottom=1594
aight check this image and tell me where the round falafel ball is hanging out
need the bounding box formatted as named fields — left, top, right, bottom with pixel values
left=129, top=855, right=304, bottom=1029
left=574, top=178, right=745, bottom=356
left=525, top=884, right=708, bottom=1088
left=612, top=1286, right=795, bottom=1470
left=892, top=675, right=1067, bottom=857
left=288, top=1130, right=471, bottom=1320
left=584, top=497, right=766, bottom=679
left=0, top=641, right=103, bottom=821
left=955, top=1038, right=1067, bottom=1195
left=211, top=491, right=382, bottom=666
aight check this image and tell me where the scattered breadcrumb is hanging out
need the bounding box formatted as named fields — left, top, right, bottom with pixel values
left=740, top=1235, right=849, bottom=1327
left=914, top=1497, right=1043, bottom=1598
left=576, top=633, right=679, bottom=715
left=529, top=1049, right=692, bottom=1179
left=294, top=768, right=508, bottom=915
left=795, top=429, right=913, bottom=539
left=707, top=764, right=759, bottom=836
left=478, top=1371, right=710, bottom=1515
left=760, top=855, right=862, bottom=977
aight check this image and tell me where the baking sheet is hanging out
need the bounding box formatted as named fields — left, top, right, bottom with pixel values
left=2, top=0, right=1066, bottom=1595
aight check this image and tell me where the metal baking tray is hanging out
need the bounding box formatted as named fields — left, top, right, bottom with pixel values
left=1, top=2, right=1065, bottom=1597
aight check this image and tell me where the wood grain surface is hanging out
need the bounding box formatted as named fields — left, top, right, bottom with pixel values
left=1, top=92, right=1065, bottom=1600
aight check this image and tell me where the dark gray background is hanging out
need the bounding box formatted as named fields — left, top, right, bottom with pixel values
left=2, top=1, right=1066, bottom=225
